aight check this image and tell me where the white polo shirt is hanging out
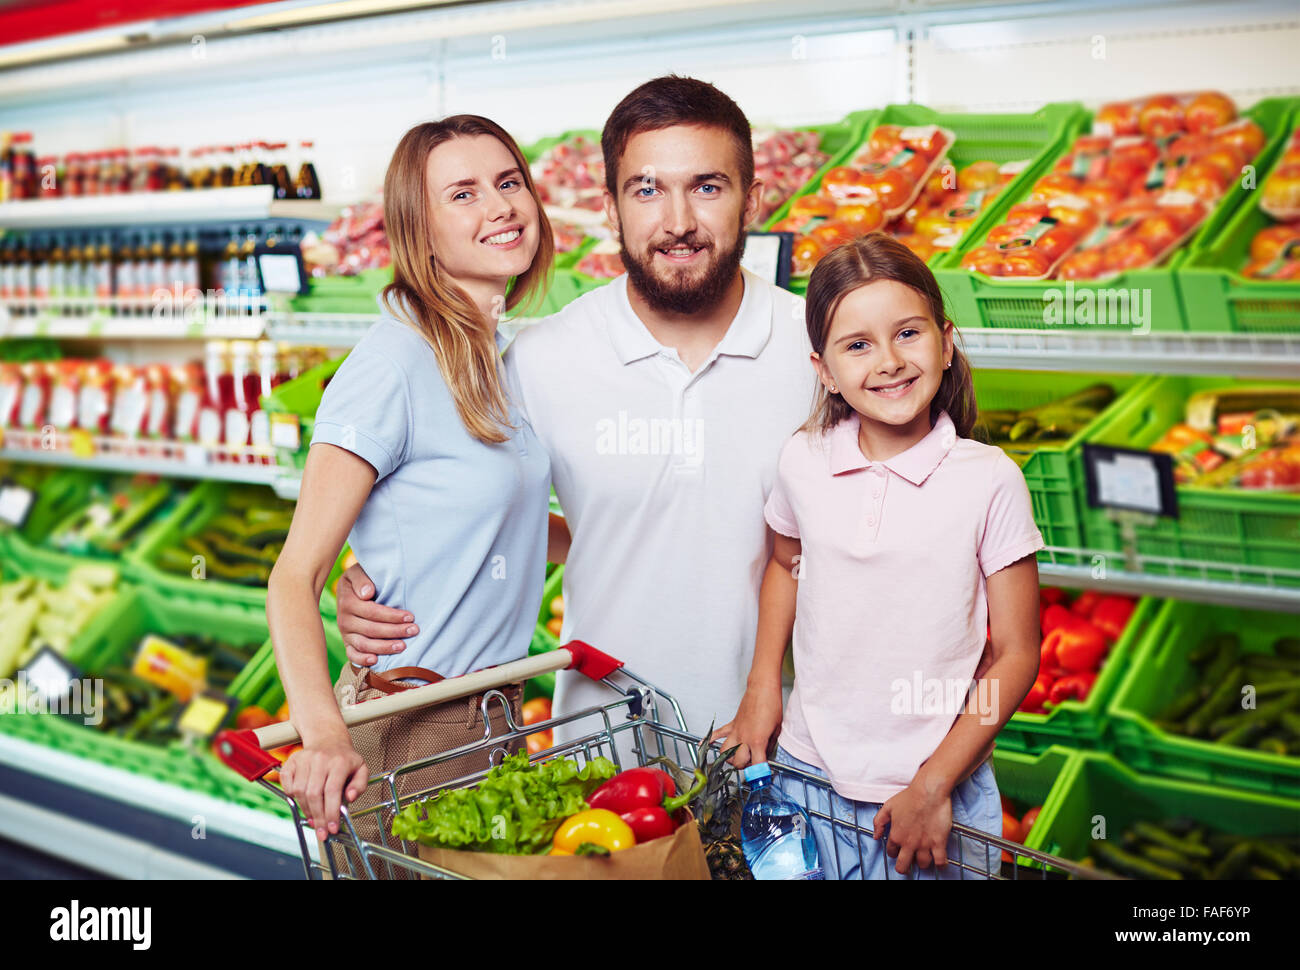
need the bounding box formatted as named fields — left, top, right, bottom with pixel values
left=504, top=268, right=815, bottom=738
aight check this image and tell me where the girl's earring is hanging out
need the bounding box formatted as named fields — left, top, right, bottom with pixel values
left=829, top=385, right=838, bottom=394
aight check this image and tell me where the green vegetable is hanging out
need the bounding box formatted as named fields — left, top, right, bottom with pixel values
left=1092, top=840, right=1182, bottom=880
left=390, top=752, right=618, bottom=855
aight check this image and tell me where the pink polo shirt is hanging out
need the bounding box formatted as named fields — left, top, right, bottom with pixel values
left=763, top=410, right=1044, bottom=802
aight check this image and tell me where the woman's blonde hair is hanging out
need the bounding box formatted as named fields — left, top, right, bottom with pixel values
left=381, top=115, right=554, bottom=443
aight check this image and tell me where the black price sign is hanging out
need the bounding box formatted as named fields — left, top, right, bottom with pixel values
left=741, top=232, right=794, bottom=290
left=1083, top=443, right=1179, bottom=518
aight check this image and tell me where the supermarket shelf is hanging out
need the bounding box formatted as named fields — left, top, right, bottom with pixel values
left=0, top=186, right=339, bottom=230
left=0, top=732, right=311, bottom=879
left=1039, top=547, right=1300, bottom=613
left=1, top=312, right=266, bottom=341
left=961, top=328, right=1300, bottom=378
left=266, top=311, right=380, bottom=347
left=0, top=431, right=282, bottom=487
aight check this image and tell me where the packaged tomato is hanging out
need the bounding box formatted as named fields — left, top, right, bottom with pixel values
left=961, top=198, right=1089, bottom=280
left=1055, top=191, right=1207, bottom=280
left=1260, top=127, right=1300, bottom=222
left=1093, top=91, right=1238, bottom=140
left=914, top=159, right=1026, bottom=250
left=840, top=124, right=955, bottom=220
left=1243, top=224, right=1300, bottom=280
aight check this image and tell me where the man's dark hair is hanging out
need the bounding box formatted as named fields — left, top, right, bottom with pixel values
left=601, top=75, right=754, bottom=197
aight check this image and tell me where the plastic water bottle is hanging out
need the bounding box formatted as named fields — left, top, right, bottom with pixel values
left=741, top=763, right=824, bottom=880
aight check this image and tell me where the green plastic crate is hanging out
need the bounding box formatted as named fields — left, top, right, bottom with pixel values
left=1028, top=750, right=1300, bottom=874
left=972, top=370, right=1152, bottom=565
left=261, top=353, right=347, bottom=471
left=1108, top=599, right=1300, bottom=798
left=0, top=585, right=287, bottom=815
left=126, top=480, right=278, bottom=610
left=1080, top=375, right=1300, bottom=586
left=995, top=594, right=1159, bottom=755
left=230, top=620, right=348, bottom=720
left=777, top=104, right=1084, bottom=294
left=990, top=745, right=1084, bottom=865
left=1178, top=99, right=1300, bottom=333
left=935, top=99, right=1295, bottom=334
left=290, top=266, right=393, bottom=315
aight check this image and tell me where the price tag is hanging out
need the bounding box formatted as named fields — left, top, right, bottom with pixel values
left=69, top=428, right=95, bottom=459
left=1083, top=444, right=1178, bottom=517
left=34, top=312, right=52, bottom=337
left=270, top=413, right=301, bottom=451
left=741, top=232, right=793, bottom=289
left=20, top=647, right=82, bottom=709
left=176, top=691, right=237, bottom=741
left=0, top=482, right=34, bottom=527
left=183, top=442, right=208, bottom=466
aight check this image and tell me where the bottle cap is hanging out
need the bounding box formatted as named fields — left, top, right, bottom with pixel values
left=742, top=763, right=771, bottom=782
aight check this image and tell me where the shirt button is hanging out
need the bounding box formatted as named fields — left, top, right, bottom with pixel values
left=866, top=516, right=875, bottom=526
left=872, top=487, right=881, bottom=498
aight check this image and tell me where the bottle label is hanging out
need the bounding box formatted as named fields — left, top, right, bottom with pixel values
left=48, top=385, right=77, bottom=428
left=18, top=383, right=44, bottom=428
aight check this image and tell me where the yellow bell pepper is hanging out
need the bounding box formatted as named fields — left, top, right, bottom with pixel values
left=550, top=809, right=636, bottom=856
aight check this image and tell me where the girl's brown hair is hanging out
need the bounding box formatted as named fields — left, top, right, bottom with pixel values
left=802, top=232, right=977, bottom=439
left=381, top=115, right=554, bottom=444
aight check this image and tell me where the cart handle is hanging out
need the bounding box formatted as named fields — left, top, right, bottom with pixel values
left=214, top=641, right=621, bottom=780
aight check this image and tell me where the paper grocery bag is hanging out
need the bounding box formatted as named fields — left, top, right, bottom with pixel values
left=415, top=815, right=711, bottom=880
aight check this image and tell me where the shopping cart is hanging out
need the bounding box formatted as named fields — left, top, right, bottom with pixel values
left=215, top=642, right=1109, bottom=880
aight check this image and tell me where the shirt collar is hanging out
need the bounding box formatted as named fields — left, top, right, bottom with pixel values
left=828, top=410, right=957, bottom=486
left=607, top=267, right=773, bottom=366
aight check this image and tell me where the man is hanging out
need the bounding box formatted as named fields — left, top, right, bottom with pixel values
left=336, top=75, right=816, bottom=745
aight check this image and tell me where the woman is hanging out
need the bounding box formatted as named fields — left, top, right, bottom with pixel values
left=266, top=115, right=564, bottom=871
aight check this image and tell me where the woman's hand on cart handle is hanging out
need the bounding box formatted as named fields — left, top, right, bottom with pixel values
left=280, top=728, right=369, bottom=843
left=337, top=563, right=415, bottom=667
left=710, top=680, right=783, bottom=769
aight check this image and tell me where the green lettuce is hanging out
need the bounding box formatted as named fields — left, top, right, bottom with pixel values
left=391, top=752, right=618, bottom=855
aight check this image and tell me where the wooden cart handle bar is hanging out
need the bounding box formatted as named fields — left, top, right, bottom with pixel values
left=214, top=641, right=622, bottom=781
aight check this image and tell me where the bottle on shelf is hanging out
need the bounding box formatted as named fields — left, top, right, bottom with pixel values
left=113, top=233, right=134, bottom=316
left=172, top=362, right=202, bottom=442
left=10, top=133, right=35, bottom=200
left=31, top=235, right=51, bottom=314
left=49, top=235, right=67, bottom=315
left=77, top=359, right=114, bottom=436
left=13, top=236, right=33, bottom=317
left=70, top=235, right=91, bottom=315
left=0, top=240, right=12, bottom=306
left=165, top=148, right=185, bottom=191
left=270, top=142, right=293, bottom=200
left=0, top=130, right=12, bottom=203
left=294, top=140, right=320, bottom=200
left=183, top=231, right=201, bottom=299
left=94, top=233, right=114, bottom=309
left=226, top=339, right=256, bottom=447
left=109, top=364, right=148, bottom=439
left=220, top=229, right=241, bottom=313
left=740, top=763, right=824, bottom=880
left=17, top=361, right=51, bottom=430
left=217, top=145, right=236, bottom=188
left=144, top=363, right=171, bottom=439
left=198, top=340, right=230, bottom=446
left=0, top=362, right=21, bottom=429
left=47, top=359, right=81, bottom=432
left=38, top=155, right=59, bottom=198
left=239, top=225, right=262, bottom=314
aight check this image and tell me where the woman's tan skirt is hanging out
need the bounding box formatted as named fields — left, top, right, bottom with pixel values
left=323, top=662, right=523, bottom=879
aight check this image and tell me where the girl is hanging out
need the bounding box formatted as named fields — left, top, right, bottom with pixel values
left=714, top=232, right=1042, bottom=880
left=267, top=115, right=566, bottom=873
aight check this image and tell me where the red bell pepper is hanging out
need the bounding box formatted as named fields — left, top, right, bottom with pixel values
left=1069, top=590, right=1104, bottom=618
left=1020, top=673, right=1054, bottom=713
left=1089, top=595, right=1136, bottom=642
left=1041, top=603, right=1075, bottom=637
left=586, top=766, right=704, bottom=843
left=1051, top=618, right=1108, bottom=673
left=1040, top=587, right=1068, bottom=606
left=1048, top=671, right=1097, bottom=705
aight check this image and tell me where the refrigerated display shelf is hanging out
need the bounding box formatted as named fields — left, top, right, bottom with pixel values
left=0, top=185, right=339, bottom=229
left=2, top=313, right=267, bottom=341
left=0, top=429, right=284, bottom=488
left=0, top=731, right=311, bottom=879
left=959, top=328, right=1300, bottom=378
left=1039, top=546, right=1300, bottom=613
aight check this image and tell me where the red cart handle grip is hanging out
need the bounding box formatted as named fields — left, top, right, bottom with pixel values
left=563, top=640, right=623, bottom=681
left=214, top=728, right=281, bottom=781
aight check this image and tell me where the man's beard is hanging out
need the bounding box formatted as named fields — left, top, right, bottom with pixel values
left=621, top=225, right=747, bottom=316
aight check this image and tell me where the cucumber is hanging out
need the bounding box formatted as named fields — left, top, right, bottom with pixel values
left=1209, top=843, right=1253, bottom=880
left=1274, top=638, right=1300, bottom=660
left=1202, top=637, right=1241, bottom=687
left=1186, top=667, right=1245, bottom=736
left=1137, top=844, right=1205, bottom=877
left=1158, top=685, right=1206, bottom=723
left=1254, top=737, right=1289, bottom=756
left=1093, top=840, right=1182, bottom=880
left=1248, top=866, right=1282, bottom=880
left=1131, top=821, right=1213, bottom=859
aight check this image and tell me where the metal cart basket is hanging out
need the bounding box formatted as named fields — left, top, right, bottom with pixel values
left=215, top=643, right=1108, bottom=880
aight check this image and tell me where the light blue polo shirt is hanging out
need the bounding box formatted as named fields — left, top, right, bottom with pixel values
left=310, top=299, right=550, bottom=678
